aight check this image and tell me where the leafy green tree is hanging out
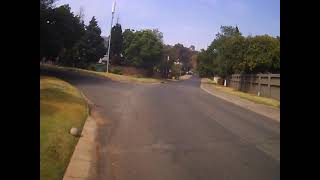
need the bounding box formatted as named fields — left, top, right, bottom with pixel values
left=171, top=62, right=182, bottom=79
left=123, top=29, right=163, bottom=75
left=191, top=53, right=198, bottom=70
left=122, top=29, right=136, bottom=65
left=196, top=50, right=215, bottom=77
left=54, top=5, right=84, bottom=50
left=40, top=3, right=85, bottom=64
left=54, top=5, right=86, bottom=64
left=157, top=43, right=195, bottom=78
left=197, top=26, right=242, bottom=77
left=243, top=35, right=280, bottom=73
left=171, top=43, right=192, bottom=72
left=216, top=25, right=242, bottom=39
left=40, top=0, right=58, bottom=60
left=216, top=35, right=246, bottom=76
left=197, top=25, right=280, bottom=77
left=151, top=29, right=163, bottom=42
left=158, top=45, right=175, bottom=78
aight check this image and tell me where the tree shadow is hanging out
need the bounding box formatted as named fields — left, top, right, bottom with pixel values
left=41, top=67, right=99, bottom=83
left=40, top=67, right=131, bottom=87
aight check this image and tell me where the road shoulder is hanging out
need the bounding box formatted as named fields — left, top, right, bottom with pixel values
left=200, top=79, right=280, bottom=122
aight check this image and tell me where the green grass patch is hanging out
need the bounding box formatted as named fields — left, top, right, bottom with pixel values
left=40, top=64, right=162, bottom=84
left=40, top=76, right=88, bottom=180
left=203, top=79, right=280, bottom=108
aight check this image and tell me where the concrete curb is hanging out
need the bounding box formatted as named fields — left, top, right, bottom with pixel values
left=63, top=93, right=98, bottom=180
left=200, top=81, right=280, bottom=122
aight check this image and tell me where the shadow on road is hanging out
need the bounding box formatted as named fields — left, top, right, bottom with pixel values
left=40, top=68, right=123, bottom=86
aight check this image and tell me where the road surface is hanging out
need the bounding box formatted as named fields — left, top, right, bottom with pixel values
left=41, top=68, right=280, bottom=180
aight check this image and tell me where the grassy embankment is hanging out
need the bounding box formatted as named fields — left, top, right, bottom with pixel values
left=40, top=76, right=88, bottom=180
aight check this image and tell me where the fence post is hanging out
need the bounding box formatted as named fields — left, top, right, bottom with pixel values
left=258, top=74, right=261, bottom=96
left=237, top=75, right=240, bottom=90
left=268, top=74, right=271, bottom=97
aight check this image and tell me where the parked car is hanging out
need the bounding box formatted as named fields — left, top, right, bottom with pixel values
left=186, top=71, right=193, bottom=75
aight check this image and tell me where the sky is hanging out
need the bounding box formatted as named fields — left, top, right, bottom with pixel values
left=56, top=0, right=279, bottom=51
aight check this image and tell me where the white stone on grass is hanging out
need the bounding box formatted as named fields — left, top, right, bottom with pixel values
left=70, top=127, right=80, bottom=136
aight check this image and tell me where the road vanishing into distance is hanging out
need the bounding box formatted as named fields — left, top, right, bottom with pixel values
left=41, top=68, right=280, bottom=180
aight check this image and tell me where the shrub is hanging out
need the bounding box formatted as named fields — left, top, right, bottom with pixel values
left=111, top=67, right=122, bottom=75
left=88, top=64, right=96, bottom=71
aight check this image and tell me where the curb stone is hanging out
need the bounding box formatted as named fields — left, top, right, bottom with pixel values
left=63, top=93, right=98, bottom=180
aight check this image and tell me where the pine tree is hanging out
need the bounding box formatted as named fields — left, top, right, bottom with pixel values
left=73, top=17, right=107, bottom=68
left=110, top=23, right=124, bottom=65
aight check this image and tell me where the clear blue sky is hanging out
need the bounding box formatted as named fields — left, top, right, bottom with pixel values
left=56, top=0, right=279, bottom=50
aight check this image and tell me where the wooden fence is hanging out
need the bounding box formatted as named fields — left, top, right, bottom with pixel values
left=227, top=74, right=280, bottom=100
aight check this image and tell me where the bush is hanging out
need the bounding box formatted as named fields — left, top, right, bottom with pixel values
left=86, top=64, right=107, bottom=72
left=111, top=67, right=122, bottom=75
left=95, top=64, right=107, bottom=72
left=196, top=26, right=280, bottom=77
left=88, top=64, right=96, bottom=71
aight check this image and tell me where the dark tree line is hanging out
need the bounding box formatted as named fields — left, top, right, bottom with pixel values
left=40, top=0, right=196, bottom=77
left=106, top=24, right=198, bottom=77
left=41, top=0, right=279, bottom=79
left=40, top=0, right=106, bottom=68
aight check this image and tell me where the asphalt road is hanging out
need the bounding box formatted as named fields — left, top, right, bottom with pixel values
left=41, top=68, right=280, bottom=180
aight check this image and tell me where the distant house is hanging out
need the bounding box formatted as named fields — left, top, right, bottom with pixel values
left=99, top=54, right=108, bottom=64
left=100, top=36, right=109, bottom=64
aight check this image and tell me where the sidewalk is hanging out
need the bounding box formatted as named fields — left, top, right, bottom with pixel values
left=200, top=80, right=280, bottom=122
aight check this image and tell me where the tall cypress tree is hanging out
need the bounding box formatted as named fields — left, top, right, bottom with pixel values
left=72, top=17, right=107, bottom=68
left=110, top=23, right=124, bottom=65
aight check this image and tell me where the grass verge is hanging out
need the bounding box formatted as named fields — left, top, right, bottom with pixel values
left=40, top=76, right=88, bottom=180
left=202, top=78, right=280, bottom=108
left=40, top=64, right=162, bottom=84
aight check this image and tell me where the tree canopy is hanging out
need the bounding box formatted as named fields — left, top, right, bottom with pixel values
left=122, top=29, right=163, bottom=74
left=40, top=1, right=106, bottom=69
left=68, top=17, right=106, bottom=68
left=197, top=25, right=280, bottom=77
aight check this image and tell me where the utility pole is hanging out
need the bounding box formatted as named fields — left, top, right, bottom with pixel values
left=179, top=62, right=182, bottom=79
left=166, top=56, right=169, bottom=79
left=116, top=15, right=120, bottom=24
left=106, top=0, right=116, bottom=73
